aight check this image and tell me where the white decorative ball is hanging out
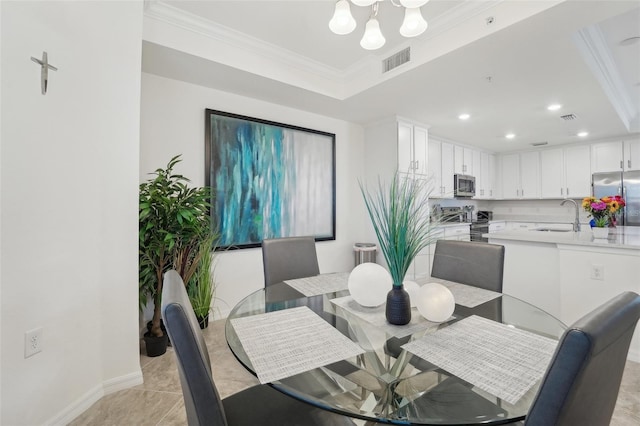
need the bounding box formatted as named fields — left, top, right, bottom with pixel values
left=416, top=282, right=455, bottom=323
left=402, top=280, right=420, bottom=307
left=348, top=263, right=392, bottom=307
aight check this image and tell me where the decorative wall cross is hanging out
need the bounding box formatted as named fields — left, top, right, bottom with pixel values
left=30, top=51, right=58, bottom=95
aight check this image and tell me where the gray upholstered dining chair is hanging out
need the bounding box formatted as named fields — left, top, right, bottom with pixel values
left=519, top=291, right=640, bottom=425
left=261, top=236, right=320, bottom=287
left=161, top=270, right=357, bottom=426
left=402, top=291, right=640, bottom=425
left=431, top=239, right=505, bottom=292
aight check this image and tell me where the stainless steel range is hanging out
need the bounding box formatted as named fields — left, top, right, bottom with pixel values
left=470, top=210, right=493, bottom=242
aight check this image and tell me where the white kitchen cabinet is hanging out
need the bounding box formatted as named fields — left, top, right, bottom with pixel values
left=623, top=138, right=640, bottom=171
left=505, top=222, right=537, bottom=231
left=429, top=139, right=455, bottom=198
left=454, top=146, right=475, bottom=175
left=540, top=145, right=591, bottom=198
left=590, top=139, right=640, bottom=172
left=364, top=117, right=430, bottom=185
left=408, top=224, right=470, bottom=281
left=591, top=141, right=622, bottom=173
left=397, top=120, right=428, bottom=177
left=477, top=152, right=496, bottom=199
left=488, top=221, right=505, bottom=233
left=501, top=152, right=540, bottom=199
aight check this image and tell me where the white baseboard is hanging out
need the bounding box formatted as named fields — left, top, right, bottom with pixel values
left=46, top=369, right=143, bottom=425
left=103, top=370, right=143, bottom=395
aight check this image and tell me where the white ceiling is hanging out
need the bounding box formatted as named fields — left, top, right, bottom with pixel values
left=142, top=0, right=640, bottom=152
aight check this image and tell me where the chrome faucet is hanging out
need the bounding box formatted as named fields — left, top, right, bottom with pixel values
left=561, top=199, right=581, bottom=232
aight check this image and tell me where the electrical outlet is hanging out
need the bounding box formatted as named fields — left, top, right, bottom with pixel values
left=590, top=264, right=604, bottom=281
left=25, top=327, right=43, bottom=358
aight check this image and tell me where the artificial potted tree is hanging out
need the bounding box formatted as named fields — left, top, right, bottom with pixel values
left=139, top=155, right=212, bottom=356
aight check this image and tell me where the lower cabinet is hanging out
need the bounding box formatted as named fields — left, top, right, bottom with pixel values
left=406, top=224, right=470, bottom=282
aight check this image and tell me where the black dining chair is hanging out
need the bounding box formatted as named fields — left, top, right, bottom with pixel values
left=161, top=269, right=357, bottom=426
left=431, top=239, right=505, bottom=292
left=261, top=236, right=320, bottom=287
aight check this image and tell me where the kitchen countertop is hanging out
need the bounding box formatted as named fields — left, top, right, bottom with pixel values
left=486, top=226, right=640, bottom=250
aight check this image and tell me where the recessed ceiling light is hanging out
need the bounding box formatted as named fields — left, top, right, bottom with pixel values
left=505, top=133, right=516, bottom=139
left=547, top=104, right=562, bottom=111
left=577, top=131, right=589, bottom=137
left=458, top=113, right=470, bottom=120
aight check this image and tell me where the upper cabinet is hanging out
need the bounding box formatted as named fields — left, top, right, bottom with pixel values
left=428, top=139, right=455, bottom=198
left=540, top=145, right=591, bottom=198
left=501, top=152, right=540, bottom=199
left=454, top=146, right=475, bottom=175
left=591, top=139, right=640, bottom=173
left=398, top=121, right=428, bottom=177
left=364, top=117, right=429, bottom=185
left=624, top=139, right=640, bottom=171
left=476, top=152, right=496, bottom=199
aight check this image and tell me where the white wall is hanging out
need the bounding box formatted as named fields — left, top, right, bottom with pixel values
left=140, top=72, right=369, bottom=318
left=1, top=1, right=143, bottom=424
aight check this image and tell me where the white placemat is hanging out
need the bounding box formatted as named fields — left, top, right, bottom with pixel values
left=402, top=315, right=557, bottom=405
left=284, top=272, right=350, bottom=297
left=230, top=306, right=364, bottom=384
left=330, top=295, right=445, bottom=338
left=427, top=278, right=502, bottom=308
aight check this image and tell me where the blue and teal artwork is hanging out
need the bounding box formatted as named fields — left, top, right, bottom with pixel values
left=205, top=110, right=336, bottom=249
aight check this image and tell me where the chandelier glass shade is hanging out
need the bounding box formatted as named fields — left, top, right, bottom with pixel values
left=329, top=0, right=429, bottom=50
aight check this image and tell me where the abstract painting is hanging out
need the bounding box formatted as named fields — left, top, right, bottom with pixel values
left=205, top=109, right=336, bottom=250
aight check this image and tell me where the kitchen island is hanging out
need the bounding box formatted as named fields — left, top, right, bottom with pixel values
left=488, top=226, right=640, bottom=361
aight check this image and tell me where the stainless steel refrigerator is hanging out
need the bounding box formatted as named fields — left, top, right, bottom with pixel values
left=592, top=171, right=640, bottom=226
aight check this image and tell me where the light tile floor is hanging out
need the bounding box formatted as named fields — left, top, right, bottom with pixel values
left=71, top=319, right=640, bottom=425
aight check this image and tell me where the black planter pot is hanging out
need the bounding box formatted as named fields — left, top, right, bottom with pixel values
left=386, top=285, right=412, bottom=325
left=143, top=331, right=169, bottom=357
left=197, top=314, right=209, bottom=329
left=146, top=320, right=171, bottom=346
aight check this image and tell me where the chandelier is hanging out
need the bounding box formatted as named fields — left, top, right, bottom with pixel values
left=329, top=0, right=429, bottom=50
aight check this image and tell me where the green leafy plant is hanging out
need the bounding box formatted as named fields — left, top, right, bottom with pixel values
left=139, top=155, right=212, bottom=338
left=360, top=174, right=439, bottom=287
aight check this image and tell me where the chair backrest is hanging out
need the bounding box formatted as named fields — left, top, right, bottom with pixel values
left=161, top=270, right=228, bottom=426
left=430, top=239, right=505, bottom=292
left=261, top=236, right=320, bottom=287
left=525, top=291, right=640, bottom=426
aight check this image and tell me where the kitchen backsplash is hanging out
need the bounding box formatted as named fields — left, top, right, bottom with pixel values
left=429, top=199, right=591, bottom=223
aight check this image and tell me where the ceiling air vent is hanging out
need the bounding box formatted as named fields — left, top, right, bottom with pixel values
left=382, top=47, right=410, bottom=73
left=531, top=142, right=548, bottom=146
left=560, top=114, right=577, bottom=121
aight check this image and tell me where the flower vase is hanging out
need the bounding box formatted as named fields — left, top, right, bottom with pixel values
left=386, top=285, right=411, bottom=325
left=592, top=227, right=609, bottom=239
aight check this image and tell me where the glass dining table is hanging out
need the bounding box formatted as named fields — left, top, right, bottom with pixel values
left=225, top=279, right=566, bottom=425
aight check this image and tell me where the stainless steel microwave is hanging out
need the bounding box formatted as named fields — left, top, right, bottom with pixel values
left=454, top=174, right=476, bottom=197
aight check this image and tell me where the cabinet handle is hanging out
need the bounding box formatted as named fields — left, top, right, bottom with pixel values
left=415, top=160, right=419, bottom=170
left=620, top=160, right=623, bottom=169
left=629, top=160, right=632, bottom=169
left=561, top=188, right=564, bottom=196
left=567, top=188, right=570, bottom=196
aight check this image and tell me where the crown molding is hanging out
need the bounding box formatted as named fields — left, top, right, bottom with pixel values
left=144, top=1, right=345, bottom=80
left=573, top=25, right=637, bottom=132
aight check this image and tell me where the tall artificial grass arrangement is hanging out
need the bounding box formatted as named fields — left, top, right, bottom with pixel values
left=188, top=233, right=218, bottom=328
left=360, top=174, right=439, bottom=324
left=360, top=174, right=438, bottom=287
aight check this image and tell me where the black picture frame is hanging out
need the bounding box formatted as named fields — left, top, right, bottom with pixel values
left=205, top=109, right=336, bottom=250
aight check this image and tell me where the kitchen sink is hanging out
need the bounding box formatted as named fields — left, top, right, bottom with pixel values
left=534, top=228, right=572, bottom=232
